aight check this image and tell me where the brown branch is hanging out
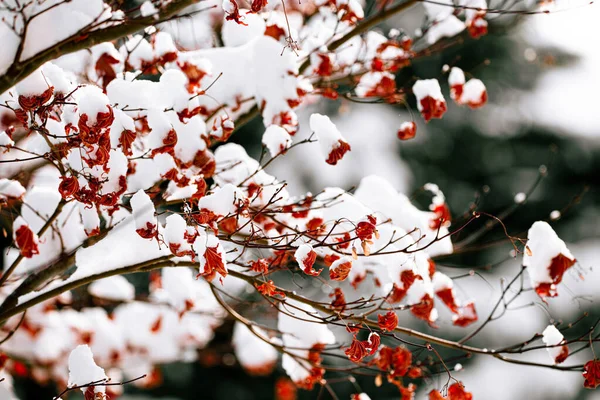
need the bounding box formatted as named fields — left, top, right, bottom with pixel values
left=0, top=198, right=66, bottom=287
left=0, top=0, right=200, bottom=95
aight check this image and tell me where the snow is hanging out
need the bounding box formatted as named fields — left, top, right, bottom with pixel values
left=185, top=36, right=304, bottom=128
left=422, top=0, right=454, bottom=21
left=262, top=125, right=292, bottom=157
left=120, top=35, right=154, bottom=70
left=449, top=67, right=466, bottom=87
left=542, top=324, right=566, bottom=364
left=426, top=15, right=465, bottom=45
left=153, top=32, right=178, bottom=58
left=198, top=184, right=242, bottom=216
left=523, top=221, right=574, bottom=292
left=432, top=271, right=454, bottom=292
left=160, top=267, right=198, bottom=312
left=88, top=276, right=135, bottom=302
left=309, top=113, right=350, bottom=163
left=278, top=299, right=336, bottom=383
left=0, top=131, right=14, bottom=147
left=77, top=85, right=111, bottom=125
left=68, top=345, right=107, bottom=390
left=0, top=179, right=26, bottom=200
left=294, top=244, right=315, bottom=270
left=141, top=1, right=159, bottom=17
left=222, top=12, right=266, bottom=47
left=16, top=68, right=52, bottom=97
left=232, top=322, right=278, bottom=372
left=79, top=203, right=100, bottom=236
left=514, top=192, right=526, bottom=204
left=413, top=79, right=445, bottom=104
left=165, top=214, right=194, bottom=255
left=130, top=190, right=156, bottom=233
left=354, top=175, right=453, bottom=257
left=461, top=79, right=487, bottom=106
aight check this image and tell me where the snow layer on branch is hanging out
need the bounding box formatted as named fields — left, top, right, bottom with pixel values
left=107, top=69, right=202, bottom=114
left=542, top=324, right=568, bottom=364
left=309, top=113, right=351, bottom=165
left=88, top=276, right=135, bottom=302
left=523, top=221, right=575, bottom=298
left=262, top=125, right=292, bottom=157
left=413, top=79, right=445, bottom=104
left=159, top=268, right=202, bottom=313
left=0, top=179, right=26, bottom=200
left=232, top=322, right=278, bottom=374
left=422, top=0, right=454, bottom=21
left=222, top=12, right=266, bottom=47
left=213, top=143, right=289, bottom=209
left=278, top=299, right=335, bottom=383
left=164, top=214, right=194, bottom=257
left=0, top=0, right=111, bottom=75
left=68, top=345, right=107, bottom=391
left=131, top=190, right=157, bottom=236
left=199, top=184, right=243, bottom=216
left=426, top=15, right=465, bottom=44
left=140, top=1, right=158, bottom=17
left=18, top=213, right=169, bottom=306
left=355, top=175, right=453, bottom=257
left=15, top=68, right=52, bottom=98
left=186, top=36, right=303, bottom=126
left=5, top=168, right=87, bottom=274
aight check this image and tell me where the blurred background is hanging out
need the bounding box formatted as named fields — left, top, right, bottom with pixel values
left=12, top=0, right=600, bottom=399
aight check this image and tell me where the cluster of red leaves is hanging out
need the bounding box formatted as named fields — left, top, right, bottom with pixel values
left=325, top=140, right=352, bottom=165
left=329, top=288, right=347, bottom=311
left=275, top=377, right=297, bottom=400
left=355, top=215, right=377, bottom=241
left=295, top=344, right=327, bottom=390
left=361, top=74, right=399, bottom=103
left=372, top=345, right=422, bottom=396
left=345, top=333, right=380, bottom=362
left=377, top=311, right=399, bottom=332
left=18, top=87, right=54, bottom=112
left=429, top=382, right=473, bottom=400
left=397, top=121, right=416, bottom=140
left=224, top=0, right=247, bottom=25
left=199, top=245, right=228, bottom=281
left=372, top=39, right=412, bottom=73
left=419, top=96, right=447, bottom=123
left=314, top=53, right=334, bottom=77
left=256, top=280, right=286, bottom=298
left=467, top=12, right=488, bottom=39
left=430, top=203, right=451, bottom=230
left=535, top=253, right=576, bottom=299
left=299, top=248, right=320, bottom=276
left=329, top=259, right=352, bottom=281
left=84, top=386, right=107, bottom=400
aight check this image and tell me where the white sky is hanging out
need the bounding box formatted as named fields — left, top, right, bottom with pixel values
left=520, top=1, right=600, bottom=139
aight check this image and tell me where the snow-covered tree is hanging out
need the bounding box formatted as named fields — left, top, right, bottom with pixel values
left=0, top=0, right=596, bottom=398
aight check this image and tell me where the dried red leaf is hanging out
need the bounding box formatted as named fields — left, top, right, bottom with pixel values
left=326, top=140, right=351, bottom=165
left=584, top=360, right=600, bottom=389
left=255, top=280, right=285, bottom=298
left=14, top=224, right=39, bottom=258
left=377, top=311, right=398, bottom=332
